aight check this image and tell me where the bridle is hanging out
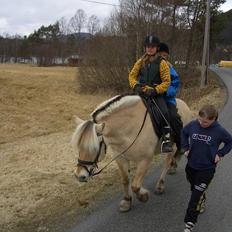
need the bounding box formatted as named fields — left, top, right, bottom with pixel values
left=76, top=109, right=148, bottom=177
left=77, top=138, right=106, bottom=177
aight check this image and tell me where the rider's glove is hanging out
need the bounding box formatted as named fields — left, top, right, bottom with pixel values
left=133, top=84, right=144, bottom=94
left=144, top=87, right=158, bottom=97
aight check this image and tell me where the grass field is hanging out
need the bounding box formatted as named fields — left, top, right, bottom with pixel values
left=0, top=63, right=226, bottom=232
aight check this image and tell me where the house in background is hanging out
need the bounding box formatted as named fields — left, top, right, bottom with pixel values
left=66, top=55, right=80, bottom=66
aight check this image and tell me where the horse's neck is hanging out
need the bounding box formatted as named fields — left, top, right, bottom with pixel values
left=102, top=98, right=159, bottom=160
left=105, top=99, right=145, bottom=129
left=102, top=99, right=147, bottom=147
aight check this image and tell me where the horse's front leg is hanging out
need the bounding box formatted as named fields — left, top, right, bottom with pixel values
left=155, top=153, right=173, bottom=194
left=116, top=159, right=132, bottom=212
left=131, top=159, right=151, bottom=202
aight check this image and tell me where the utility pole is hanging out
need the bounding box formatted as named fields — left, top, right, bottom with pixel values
left=200, top=0, right=210, bottom=88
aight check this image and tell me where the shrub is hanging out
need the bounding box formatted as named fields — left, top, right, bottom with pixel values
left=77, top=35, right=131, bottom=94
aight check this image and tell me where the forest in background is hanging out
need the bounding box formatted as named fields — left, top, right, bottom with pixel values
left=0, top=0, right=231, bottom=92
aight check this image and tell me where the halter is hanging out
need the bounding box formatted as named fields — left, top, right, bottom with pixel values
left=76, top=109, right=148, bottom=177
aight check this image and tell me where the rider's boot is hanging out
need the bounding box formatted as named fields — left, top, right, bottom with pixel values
left=161, top=126, right=173, bottom=153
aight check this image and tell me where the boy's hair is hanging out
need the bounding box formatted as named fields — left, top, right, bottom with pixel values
left=199, top=105, right=218, bottom=120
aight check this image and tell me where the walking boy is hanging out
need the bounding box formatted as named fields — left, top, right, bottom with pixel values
left=181, top=104, right=232, bottom=232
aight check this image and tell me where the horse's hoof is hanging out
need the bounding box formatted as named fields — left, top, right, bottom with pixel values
left=119, top=199, right=131, bottom=212
left=167, top=167, right=177, bottom=175
left=154, top=187, right=165, bottom=195
left=137, top=191, right=149, bottom=202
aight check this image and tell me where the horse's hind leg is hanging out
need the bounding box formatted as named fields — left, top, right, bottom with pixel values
left=167, top=148, right=183, bottom=174
left=116, top=159, right=132, bottom=212
left=167, top=152, right=178, bottom=175
left=131, top=159, right=151, bottom=202
left=155, top=154, right=173, bottom=194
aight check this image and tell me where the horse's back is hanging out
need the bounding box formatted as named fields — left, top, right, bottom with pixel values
left=176, top=98, right=193, bottom=125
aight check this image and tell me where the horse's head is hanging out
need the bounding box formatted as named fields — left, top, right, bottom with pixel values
left=71, top=116, right=106, bottom=182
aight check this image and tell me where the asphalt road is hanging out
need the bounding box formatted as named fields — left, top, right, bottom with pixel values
left=68, top=67, right=232, bottom=232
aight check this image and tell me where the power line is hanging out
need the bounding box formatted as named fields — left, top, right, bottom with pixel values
left=79, top=0, right=120, bottom=7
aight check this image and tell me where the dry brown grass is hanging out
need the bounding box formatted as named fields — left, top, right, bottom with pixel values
left=0, top=64, right=109, bottom=144
left=0, top=64, right=227, bottom=232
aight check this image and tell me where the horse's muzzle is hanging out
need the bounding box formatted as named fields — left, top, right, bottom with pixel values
left=78, top=175, right=88, bottom=182
left=74, top=167, right=89, bottom=182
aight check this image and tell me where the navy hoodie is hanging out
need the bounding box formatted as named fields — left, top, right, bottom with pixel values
left=181, top=120, right=232, bottom=170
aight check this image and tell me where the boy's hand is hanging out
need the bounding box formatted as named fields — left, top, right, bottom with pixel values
left=184, top=150, right=189, bottom=157
left=215, top=154, right=222, bottom=163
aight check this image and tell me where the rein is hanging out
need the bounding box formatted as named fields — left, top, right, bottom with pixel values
left=77, top=109, right=148, bottom=177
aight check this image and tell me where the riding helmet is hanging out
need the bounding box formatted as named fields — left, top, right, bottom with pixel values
left=144, top=34, right=160, bottom=47
left=159, top=42, right=169, bottom=54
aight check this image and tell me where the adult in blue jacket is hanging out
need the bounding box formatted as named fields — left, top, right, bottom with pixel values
left=181, top=104, right=232, bottom=232
left=159, top=43, right=183, bottom=154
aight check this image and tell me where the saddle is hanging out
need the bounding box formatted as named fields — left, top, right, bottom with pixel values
left=141, top=96, right=164, bottom=138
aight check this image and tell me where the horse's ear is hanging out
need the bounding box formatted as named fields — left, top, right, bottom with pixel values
left=95, top=123, right=105, bottom=134
left=73, top=116, right=84, bottom=126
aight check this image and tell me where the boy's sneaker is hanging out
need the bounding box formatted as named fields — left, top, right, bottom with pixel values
left=199, top=198, right=206, bottom=214
left=184, top=222, right=195, bottom=232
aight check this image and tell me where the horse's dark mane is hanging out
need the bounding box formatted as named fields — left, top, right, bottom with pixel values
left=92, top=93, right=135, bottom=123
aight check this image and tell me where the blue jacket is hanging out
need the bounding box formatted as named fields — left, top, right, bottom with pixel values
left=181, top=120, right=232, bottom=170
left=164, top=64, right=180, bottom=105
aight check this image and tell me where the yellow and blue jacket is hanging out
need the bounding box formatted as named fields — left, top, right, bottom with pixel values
left=129, top=55, right=171, bottom=94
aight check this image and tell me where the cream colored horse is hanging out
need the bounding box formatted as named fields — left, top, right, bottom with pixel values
left=72, top=94, right=192, bottom=212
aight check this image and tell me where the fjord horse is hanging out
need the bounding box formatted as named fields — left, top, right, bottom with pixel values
left=72, top=95, right=192, bottom=212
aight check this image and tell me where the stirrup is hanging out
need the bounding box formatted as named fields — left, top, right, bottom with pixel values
left=161, top=140, right=173, bottom=153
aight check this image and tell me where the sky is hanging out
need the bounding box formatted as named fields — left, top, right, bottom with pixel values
left=0, top=0, right=231, bottom=36
left=0, top=0, right=119, bottom=36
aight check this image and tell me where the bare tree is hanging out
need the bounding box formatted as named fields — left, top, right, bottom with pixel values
left=58, top=16, right=71, bottom=35
left=120, top=0, right=152, bottom=59
left=87, top=15, right=100, bottom=35
left=101, top=11, right=124, bottom=35
left=69, top=9, right=87, bottom=33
